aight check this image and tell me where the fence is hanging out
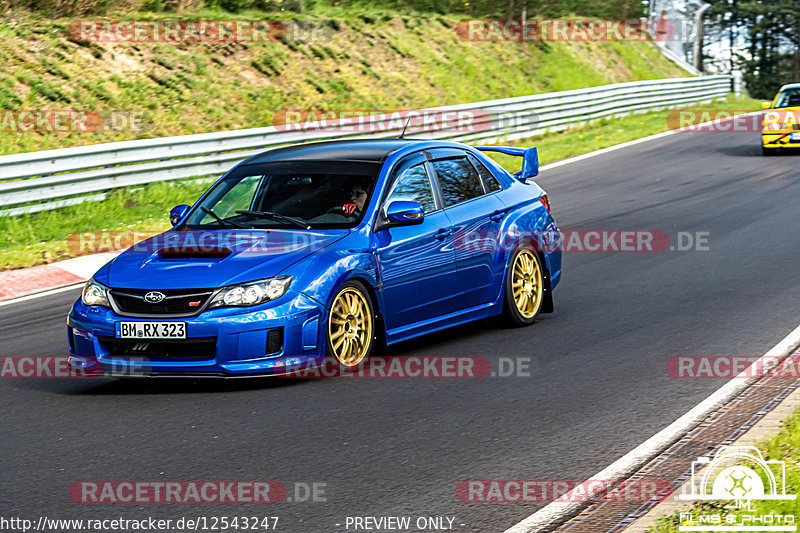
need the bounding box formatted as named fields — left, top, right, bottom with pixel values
left=0, top=74, right=731, bottom=216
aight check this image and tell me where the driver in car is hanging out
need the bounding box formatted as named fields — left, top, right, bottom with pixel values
left=349, top=181, right=368, bottom=214
left=330, top=179, right=369, bottom=219
left=311, top=178, right=372, bottom=223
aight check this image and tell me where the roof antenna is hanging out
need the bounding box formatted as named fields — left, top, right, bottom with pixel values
left=399, top=115, right=414, bottom=139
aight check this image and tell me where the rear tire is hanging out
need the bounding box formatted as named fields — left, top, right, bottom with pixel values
left=762, top=146, right=777, bottom=156
left=502, top=248, right=544, bottom=327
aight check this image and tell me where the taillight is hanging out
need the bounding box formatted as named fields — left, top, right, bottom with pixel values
left=539, top=194, right=551, bottom=214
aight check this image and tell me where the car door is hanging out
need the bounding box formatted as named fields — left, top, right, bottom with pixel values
left=428, top=149, right=507, bottom=309
left=373, top=153, right=458, bottom=331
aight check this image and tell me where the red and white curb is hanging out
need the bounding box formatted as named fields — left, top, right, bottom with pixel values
left=0, top=252, right=120, bottom=304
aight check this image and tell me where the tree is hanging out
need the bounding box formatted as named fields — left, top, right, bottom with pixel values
left=707, top=0, right=799, bottom=98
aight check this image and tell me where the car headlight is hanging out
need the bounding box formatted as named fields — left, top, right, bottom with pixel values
left=82, top=279, right=110, bottom=307
left=208, top=276, right=291, bottom=308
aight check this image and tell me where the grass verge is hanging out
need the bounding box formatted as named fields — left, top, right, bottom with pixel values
left=0, top=94, right=761, bottom=271
left=0, top=179, right=210, bottom=270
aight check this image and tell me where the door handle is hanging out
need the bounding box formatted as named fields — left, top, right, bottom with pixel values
left=434, top=228, right=452, bottom=240
left=490, top=211, right=504, bottom=222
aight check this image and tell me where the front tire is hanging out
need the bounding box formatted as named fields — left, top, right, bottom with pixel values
left=502, top=248, right=544, bottom=326
left=762, top=146, right=777, bottom=156
left=326, top=280, right=375, bottom=368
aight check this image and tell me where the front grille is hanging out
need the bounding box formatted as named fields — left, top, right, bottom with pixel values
left=99, top=336, right=217, bottom=359
left=109, top=288, right=215, bottom=317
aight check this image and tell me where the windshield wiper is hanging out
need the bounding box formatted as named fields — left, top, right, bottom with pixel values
left=235, top=210, right=310, bottom=229
left=200, top=207, right=250, bottom=229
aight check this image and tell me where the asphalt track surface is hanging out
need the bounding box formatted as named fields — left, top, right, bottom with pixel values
left=2, top=130, right=800, bottom=533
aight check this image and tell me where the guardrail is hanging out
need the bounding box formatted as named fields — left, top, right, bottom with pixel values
left=0, top=74, right=731, bottom=215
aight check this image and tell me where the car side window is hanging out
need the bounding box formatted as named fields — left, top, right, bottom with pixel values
left=385, top=163, right=436, bottom=213
left=431, top=157, right=485, bottom=206
left=469, top=155, right=502, bottom=193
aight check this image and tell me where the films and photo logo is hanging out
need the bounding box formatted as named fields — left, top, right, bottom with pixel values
left=678, top=446, right=796, bottom=532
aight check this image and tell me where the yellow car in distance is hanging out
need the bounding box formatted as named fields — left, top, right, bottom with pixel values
left=762, top=83, right=800, bottom=155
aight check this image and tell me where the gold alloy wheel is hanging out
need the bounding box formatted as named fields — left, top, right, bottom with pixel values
left=511, top=250, right=543, bottom=319
left=328, top=287, right=373, bottom=367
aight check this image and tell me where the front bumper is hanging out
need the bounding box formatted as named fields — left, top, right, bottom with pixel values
left=67, top=289, right=327, bottom=376
left=762, top=131, right=800, bottom=148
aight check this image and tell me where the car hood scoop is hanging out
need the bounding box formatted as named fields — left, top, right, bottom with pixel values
left=157, top=245, right=233, bottom=259
left=106, top=229, right=347, bottom=289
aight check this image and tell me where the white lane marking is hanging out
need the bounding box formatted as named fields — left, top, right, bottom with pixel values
left=539, top=110, right=764, bottom=172
left=504, top=321, right=800, bottom=533
left=0, top=282, right=85, bottom=308
left=540, top=131, right=678, bottom=171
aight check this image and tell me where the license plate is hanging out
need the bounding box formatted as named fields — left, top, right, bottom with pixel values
left=791, top=132, right=800, bottom=141
left=117, top=322, right=186, bottom=339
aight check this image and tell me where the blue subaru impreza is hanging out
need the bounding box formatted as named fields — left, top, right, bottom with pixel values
left=67, top=139, right=561, bottom=377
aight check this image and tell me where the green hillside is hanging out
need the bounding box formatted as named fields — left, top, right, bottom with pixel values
left=0, top=9, right=686, bottom=155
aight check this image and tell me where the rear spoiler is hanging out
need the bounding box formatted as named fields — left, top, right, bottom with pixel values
left=474, top=146, right=539, bottom=182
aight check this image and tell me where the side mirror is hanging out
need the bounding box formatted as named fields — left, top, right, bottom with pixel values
left=385, top=200, right=424, bottom=226
left=762, top=102, right=772, bottom=110
left=169, top=204, right=190, bottom=226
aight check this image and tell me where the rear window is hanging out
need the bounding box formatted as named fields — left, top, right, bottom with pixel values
left=470, top=155, right=502, bottom=192
left=431, top=157, right=485, bottom=206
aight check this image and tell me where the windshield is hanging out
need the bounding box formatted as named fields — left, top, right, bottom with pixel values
left=775, top=88, right=800, bottom=108
left=182, top=160, right=381, bottom=229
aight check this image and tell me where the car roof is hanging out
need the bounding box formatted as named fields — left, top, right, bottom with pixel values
left=779, top=83, right=800, bottom=91
left=243, top=139, right=427, bottom=165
